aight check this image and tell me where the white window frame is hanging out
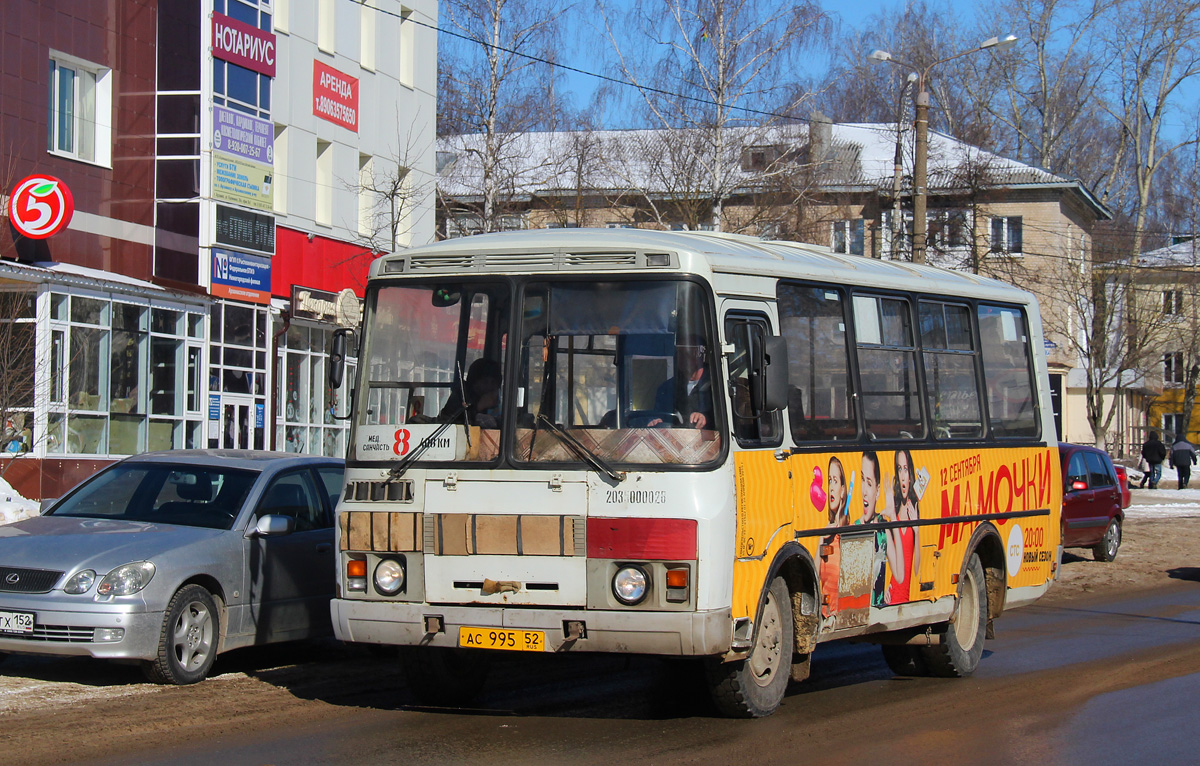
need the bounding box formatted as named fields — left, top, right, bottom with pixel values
left=1164, top=351, right=1185, bottom=386
left=832, top=219, right=865, bottom=255
left=989, top=215, right=1023, bottom=254
left=48, top=51, right=112, bottom=167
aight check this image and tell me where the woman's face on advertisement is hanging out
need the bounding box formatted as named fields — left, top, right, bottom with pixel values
left=828, top=461, right=846, bottom=520
left=898, top=451, right=911, bottom=496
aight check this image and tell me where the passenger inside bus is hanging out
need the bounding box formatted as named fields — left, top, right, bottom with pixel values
left=438, top=357, right=502, bottom=428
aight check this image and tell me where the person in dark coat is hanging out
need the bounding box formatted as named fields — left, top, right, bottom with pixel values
left=1140, top=431, right=1168, bottom=489
left=648, top=339, right=713, bottom=429
left=1171, top=436, right=1198, bottom=489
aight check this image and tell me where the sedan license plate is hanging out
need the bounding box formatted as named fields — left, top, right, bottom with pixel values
left=0, top=610, right=34, bottom=635
left=459, top=626, right=545, bottom=652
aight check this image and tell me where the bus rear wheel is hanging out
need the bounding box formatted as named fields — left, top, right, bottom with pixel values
left=922, top=553, right=987, bottom=677
left=706, top=576, right=793, bottom=718
left=400, top=646, right=491, bottom=707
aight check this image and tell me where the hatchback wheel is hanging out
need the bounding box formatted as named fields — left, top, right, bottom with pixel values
left=1093, top=518, right=1121, bottom=562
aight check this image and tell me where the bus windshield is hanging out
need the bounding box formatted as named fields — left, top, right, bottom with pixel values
left=352, top=277, right=721, bottom=467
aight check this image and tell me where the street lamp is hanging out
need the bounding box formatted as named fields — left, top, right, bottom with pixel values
left=869, top=34, right=1017, bottom=264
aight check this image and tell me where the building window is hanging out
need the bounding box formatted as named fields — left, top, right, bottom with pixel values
left=278, top=323, right=353, bottom=456
left=1164, top=289, right=1184, bottom=316
left=212, top=0, right=272, bottom=119
left=273, top=125, right=288, bottom=214
left=319, top=0, right=336, bottom=53
left=358, top=154, right=374, bottom=236
left=447, top=214, right=483, bottom=238
left=1164, top=413, right=1187, bottom=440
left=758, top=220, right=782, bottom=240
left=832, top=219, right=865, bottom=255
left=209, top=301, right=268, bottom=451
left=360, top=0, right=376, bottom=71
left=1165, top=351, right=1185, bottom=385
left=48, top=54, right=112, bottom=166
left=45, top=292, right=205, bottom=456
left=316, top=140, right=333, bottom=226
left=930, top=210, right=969, bottom=249
left=399, top=7, right=414, bottom=87
left=990, top=215, right=1023, bottom=254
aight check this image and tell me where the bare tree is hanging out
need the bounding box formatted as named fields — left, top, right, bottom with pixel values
left=345, top=113, right=435, bottom=254
left=1098, top=0, right=1200, bottom=261
left=965, top=0, right=1112, bottom=177
left=437, top=0, right=570, bottom=232
left=601, top=0, right=830, bottom=230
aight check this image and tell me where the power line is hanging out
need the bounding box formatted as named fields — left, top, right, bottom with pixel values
left=350, top=0, right=803, bottom=123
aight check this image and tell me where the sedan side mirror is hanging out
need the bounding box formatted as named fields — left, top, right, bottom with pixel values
left=250, top=514, right=295, bottom=537
left=1070, top=480, right=1088, bottom=491
left=39, top=498, right=58, bottom=515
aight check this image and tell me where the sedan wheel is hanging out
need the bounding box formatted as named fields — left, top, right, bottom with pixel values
left=143, top=585, right=219, bottom=685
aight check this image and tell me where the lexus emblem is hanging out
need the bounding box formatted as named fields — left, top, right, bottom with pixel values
left=5, top=573, right=18, bottom=585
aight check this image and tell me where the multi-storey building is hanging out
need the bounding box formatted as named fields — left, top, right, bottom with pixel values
left=0, top=0, right=436, bottom=498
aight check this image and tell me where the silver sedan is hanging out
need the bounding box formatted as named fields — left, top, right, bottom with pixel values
left=0, top=450, right=344, bottom=684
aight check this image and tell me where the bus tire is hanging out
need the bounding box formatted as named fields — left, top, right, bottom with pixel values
left=922, top=553, right=987, bottom=677
left=706, top=576, right=792, bottom=718
left=881, top=644, right=928, bottom=676
left=400, top=646, right=491, bottom=707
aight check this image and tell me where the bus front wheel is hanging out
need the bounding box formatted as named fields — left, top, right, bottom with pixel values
left=923, top=553, right=987, bottom=677
left=706, top=576, right=793, bottom=718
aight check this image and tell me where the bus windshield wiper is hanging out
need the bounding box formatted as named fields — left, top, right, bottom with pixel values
left=387, top=403, right=468, bottom=481
left=534, top=413, right=625, bottom=483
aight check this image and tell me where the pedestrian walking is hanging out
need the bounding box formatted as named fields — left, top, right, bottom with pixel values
left=1171, top=435, right=1198, bottom=489
left=1141, top=431, right=1168, bottom=489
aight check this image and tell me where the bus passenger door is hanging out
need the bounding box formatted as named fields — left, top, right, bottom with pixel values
left=722, top=305, right=790, bottom=624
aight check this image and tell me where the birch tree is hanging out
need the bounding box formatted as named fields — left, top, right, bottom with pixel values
left=1099, top=0, right=1200, bottom=261
left=437, top=0, right=569, bottom=232
left=602, top=0, right=830, bottom=230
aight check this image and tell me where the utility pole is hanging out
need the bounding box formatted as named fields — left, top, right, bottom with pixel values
left=869, top=35, right=1017, bottom=264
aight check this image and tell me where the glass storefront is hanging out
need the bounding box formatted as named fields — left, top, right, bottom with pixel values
left=277, top=320, right=353, bottom=456
left=43, top=289, right=206, bottom=456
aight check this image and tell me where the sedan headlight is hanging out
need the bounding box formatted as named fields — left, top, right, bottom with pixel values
left=63, top=569, right=96, bottom=594
left=96, top=562, right=156, bottom=597
left=373, top=558, right=406, bottom=596
left=612, top=565, right=649, bottom=605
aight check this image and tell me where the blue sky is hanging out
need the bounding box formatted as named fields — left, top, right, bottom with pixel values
left=556, top=0, right=985, bottom=124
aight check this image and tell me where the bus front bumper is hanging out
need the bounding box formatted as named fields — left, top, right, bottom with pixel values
left=333, top=599, right=733, bottom=656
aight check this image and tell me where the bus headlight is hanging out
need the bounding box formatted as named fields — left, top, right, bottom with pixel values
left=374, top=558, right=406, bottom=596
left=612, top=565, right=649, bottom=605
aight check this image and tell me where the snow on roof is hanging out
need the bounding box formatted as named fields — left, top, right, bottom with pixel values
left=1136, top=238, right=1200, bottom=268
left=437, top=121, right=1088, bottom=205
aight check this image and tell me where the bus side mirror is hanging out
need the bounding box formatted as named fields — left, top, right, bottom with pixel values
left=747, top=330, right=789, bottom=413
left=329, top=328, right=356, bottom=389
left=762, top=336, right=789, bottom=412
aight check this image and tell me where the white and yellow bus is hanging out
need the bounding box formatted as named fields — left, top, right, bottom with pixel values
left=329, top=229, right=1061, bottom=717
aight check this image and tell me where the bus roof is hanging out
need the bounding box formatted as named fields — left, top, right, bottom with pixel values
left=375, top=229, right=1035, bottom=306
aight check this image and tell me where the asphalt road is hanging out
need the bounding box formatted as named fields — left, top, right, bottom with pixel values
left=24, top=575, right=1192, bottom=766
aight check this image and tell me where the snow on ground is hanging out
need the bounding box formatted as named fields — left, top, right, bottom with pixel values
left=1123, top=463, right=1200, bottom=518
left=0, top=476, right=39, bottom=524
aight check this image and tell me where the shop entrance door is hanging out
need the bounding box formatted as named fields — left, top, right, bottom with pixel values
left=222, top=394, right=256, bottom=450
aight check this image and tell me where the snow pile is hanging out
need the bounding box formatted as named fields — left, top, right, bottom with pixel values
left=0, top=476, right=39, bottom=524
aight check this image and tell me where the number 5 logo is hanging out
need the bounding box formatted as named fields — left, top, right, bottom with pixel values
left=8, top=175, right=74, bottom=239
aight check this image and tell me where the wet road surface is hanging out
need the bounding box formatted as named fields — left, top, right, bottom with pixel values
left=73, top=579, right=1200, bottom=766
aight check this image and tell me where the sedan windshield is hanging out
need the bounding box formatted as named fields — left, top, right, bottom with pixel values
left=50, top=464, right=258, bottom=530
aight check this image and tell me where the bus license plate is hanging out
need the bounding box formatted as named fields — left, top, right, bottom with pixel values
left=459, top=626, right=545, bottom=652
left=0, top=610, right=34, bottom=634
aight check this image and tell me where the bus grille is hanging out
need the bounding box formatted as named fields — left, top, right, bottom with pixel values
left=344, top=479, right=414, bottom=503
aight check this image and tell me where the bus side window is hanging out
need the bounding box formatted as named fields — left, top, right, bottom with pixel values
left=778, top=284, right=858, bottom=442
left=724, top=315, right=781, bottom=448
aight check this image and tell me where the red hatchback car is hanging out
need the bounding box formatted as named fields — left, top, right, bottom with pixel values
left=1058, top=443, right=1126, bottom=561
